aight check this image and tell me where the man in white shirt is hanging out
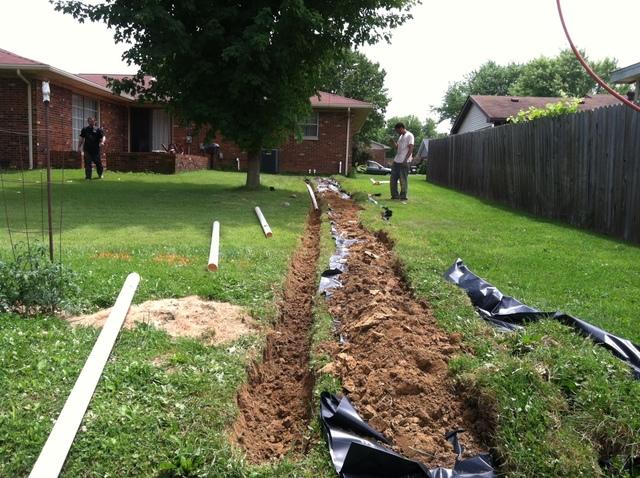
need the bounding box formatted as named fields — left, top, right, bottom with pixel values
left=390, top=122, right=414, bottom=200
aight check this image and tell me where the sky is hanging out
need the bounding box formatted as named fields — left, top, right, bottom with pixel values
left=1, top=0, right=638, bottom=133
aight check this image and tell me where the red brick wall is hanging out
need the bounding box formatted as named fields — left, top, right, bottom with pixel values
left=179, top=110, right=357, bottom=174
left=106, top=152, right=174, bottom=173
left=0, top=77, right=30, bottom=169
left=106, top=152, right=209, bottom=174
left=175, top=154, right=209, bottom=171
left=30, top=81, right=129, bottom=170
left=33, top=82, right=73, bottom=168
left=100, top=100, right=128, bottom=157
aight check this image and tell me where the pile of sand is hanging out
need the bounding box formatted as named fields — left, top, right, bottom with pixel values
left=67, top=296, right=256, bottom=345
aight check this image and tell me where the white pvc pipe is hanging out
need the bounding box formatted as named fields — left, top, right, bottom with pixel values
left=236, top=158, right=240, bottom=171
left=305, top=182, right=319, bottom=211
left=339, top=161, right=342, bottom=174
left=29, top=273, right=141, bottom=478
left=254, top=207, right=273, bottom=237
left=208, top=221, right=220, bottom=271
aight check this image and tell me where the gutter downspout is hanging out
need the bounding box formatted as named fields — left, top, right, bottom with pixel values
left=16, top=69, right=34, bottom=169
left=344, top=107, right=351, bottom=176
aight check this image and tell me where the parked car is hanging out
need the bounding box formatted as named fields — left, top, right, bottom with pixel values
left=365, top=160, right=391, bottom=175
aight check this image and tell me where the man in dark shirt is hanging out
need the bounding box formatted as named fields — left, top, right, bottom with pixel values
left=78, top=117, right=106, bottom=179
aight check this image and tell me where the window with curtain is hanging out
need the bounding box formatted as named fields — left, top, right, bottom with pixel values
left=299, top=112, right=319, bottom=140
left=72, top=94, right=99, bottom=146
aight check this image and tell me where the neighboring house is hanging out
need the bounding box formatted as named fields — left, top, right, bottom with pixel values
left=415, top=139, right=430, bottom=160
left=0, top=48, right=372, bottom=174
left=450, top=94, right=622, bottom=135
left=367, top=141, right=391, bottom=165
left=611, top=62, right=640, bottom=104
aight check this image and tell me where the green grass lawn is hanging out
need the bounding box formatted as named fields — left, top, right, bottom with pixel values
left=341, top=174, right=640, bottom=477
left=2, top=169, right=639, bottom=477
left=0, top=169, right=335, bottom=477
left=342, top=175, right=640, bottom=342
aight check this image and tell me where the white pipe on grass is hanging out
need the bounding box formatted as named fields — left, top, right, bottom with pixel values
left=29, top=273, right=141, bottom=478
left=208, top=221, right=220, bottom=271
left=305, top=182, right=319, bottom=211
left=254, top=207, right=273, bottom=237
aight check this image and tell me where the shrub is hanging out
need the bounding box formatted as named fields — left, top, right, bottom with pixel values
left=508, top=97, right=581, bottom=124
left=0, top=242, right=82, bottom=315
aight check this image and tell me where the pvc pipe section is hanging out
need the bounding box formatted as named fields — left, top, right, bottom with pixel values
left=208, top=221, right=220, bottom=271
left=29, top=273, right=141, bottom=478
left=306, top=182, right=319, bottom=211
left=254, top=207, right=273, bottom=237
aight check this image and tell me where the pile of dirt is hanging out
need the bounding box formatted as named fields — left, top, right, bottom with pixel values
left=67, top=296, right=256, bottom=345
left=319, top=190, right=489, bottom=468
left=232, top=210, right=321, bottom=462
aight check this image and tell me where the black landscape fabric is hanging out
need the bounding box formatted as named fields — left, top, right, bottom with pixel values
left=445, top=259, right=640, bottom=377
left=319, top=392, right=495, bottom=478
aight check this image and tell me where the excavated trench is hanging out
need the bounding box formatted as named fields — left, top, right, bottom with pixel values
left=232, top=209, right=321, bottom=462
left=233, top=187, right=488, bottom=469
left=319, top=189, right=489, bottom=469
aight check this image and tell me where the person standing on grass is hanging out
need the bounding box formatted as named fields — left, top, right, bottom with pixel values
left=390, top=122, right=414, bottom=200
left=78, top=117, right=106, bottom=180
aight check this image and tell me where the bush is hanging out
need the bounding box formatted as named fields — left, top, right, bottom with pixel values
left=0, top=243, right=82, bottom=315
left=508, top=97, right=581, bottom=124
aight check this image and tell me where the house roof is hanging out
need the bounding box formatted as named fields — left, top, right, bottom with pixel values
left=611, top=62, right=640, bottom=84
left=0, top=48, right=372, bottom=131
left=77, top=73, right=154, bottom=89
left=311, top=91, right=371, bottom=109
left=368, top=141, right=391, bottom=150
left=451, top=94, right=622, bottom=134
left=0, top=48, right=46, bottom=66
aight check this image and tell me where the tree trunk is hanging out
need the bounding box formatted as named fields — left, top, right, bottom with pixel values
left=245, top=149, right=261, bottom=189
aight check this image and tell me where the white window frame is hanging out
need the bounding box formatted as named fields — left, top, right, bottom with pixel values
left=299, top=112, right=319, bottom=140
left=72, top=94, right=100, bottom=147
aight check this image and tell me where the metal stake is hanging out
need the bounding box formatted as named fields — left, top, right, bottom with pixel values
left=43, top=81, right=54, bottom=261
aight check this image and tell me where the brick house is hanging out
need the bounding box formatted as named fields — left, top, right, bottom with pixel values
left=0, top=48, right=372, bottom=174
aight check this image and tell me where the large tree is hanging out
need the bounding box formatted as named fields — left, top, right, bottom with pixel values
left=435, top=61, right=522, bottom=123
left=436, top=50, right=620, bottom=124
left=53, top=0, right=417, bottom=188
left=318, top=49, right=390, bottom=145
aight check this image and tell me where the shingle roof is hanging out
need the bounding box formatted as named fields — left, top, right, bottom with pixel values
left=0, top=48, right=46, bottom=66
left=77, top=74, right=154, bottom=89
left=472, top=94, right=621, bottom=121
left=452, top=94, right=622, bottom=134
left=311, top=91, right=371, bottom=109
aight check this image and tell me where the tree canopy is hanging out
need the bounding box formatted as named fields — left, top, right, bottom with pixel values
left=53, top=0, right=418, bottom=187
left=318, top=50, right=390, bottom=145
left=435, top=50, right=620, bottom=124
left=376, top=115, right=444, bottom=159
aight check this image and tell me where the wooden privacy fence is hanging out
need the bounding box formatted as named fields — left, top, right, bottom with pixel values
left=428, top=104, right=640, bottom=243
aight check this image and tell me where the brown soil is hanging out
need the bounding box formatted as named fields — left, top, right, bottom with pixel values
left=232, top=210, right=321, bottom=462
left=66, top=296, right=256, bottom=345
left=153, top=254, right=191, bottom=266
left=96, top=251, right=132, bottom=261
left=319, top=190, right=488, bottom=468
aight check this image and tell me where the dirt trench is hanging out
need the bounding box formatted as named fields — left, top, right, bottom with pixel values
left=319, top=190, right=489, bottom=469
left=232, top=210, right=321, bottom=462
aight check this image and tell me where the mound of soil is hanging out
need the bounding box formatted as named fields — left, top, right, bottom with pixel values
left=319, top=190, right=489, bottom=468
left=67, top=296, right=256, bottom=345
left=232, top=211, right=321, bottom=462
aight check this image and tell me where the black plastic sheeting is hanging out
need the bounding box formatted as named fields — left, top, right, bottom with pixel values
left=445, top=259, right=640, bottom=378
left=319, top=221, right=359, bottom=297
left=320, top=392, right=496, bottom=478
